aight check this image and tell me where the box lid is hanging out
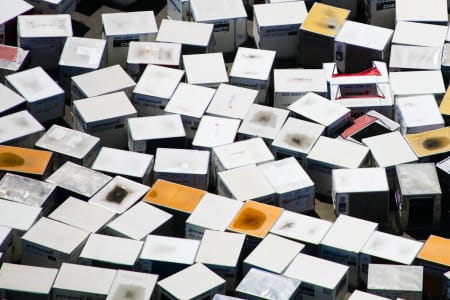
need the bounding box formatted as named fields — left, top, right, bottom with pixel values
left=392, top=21, right=447, bottom=47
left=274, top=68, right=327, bottom=94
left=18, top=14, right=72, bottom=38
left=230, top=47, right=276, bottom=81
left=191, top=0, right=247, bottom=21
left=270, top=210, right=333, bottom=245
left=102, top=11, right=157, bottom=36
left=73, top=91, right=137, bottom=124
left=228, top=200, right=283, bottom=238
left=0, top=173, right=56, bottom=207
left=46, top=161, right=112, bottom=198
left=254, top=1, right=307, bottom=27
left=288, top=92, right=350, bottom=127
left=396, top=163, right=441, bottom=195
left=320, top=215, right=378, bottom=253
left=80, top=233, right=144, bottom=266
left=396, top=0, right=448, bottom=23
left=0, top=199, right=42, bottom=232
left=307, top=136, right=369, bottom=169
left=0, top=263, right=58, bottom=295
left=186, top=193, right=243, bottom=232
left=300, top=2, right=349, bottom=37
left=154, top=148, right=210, bottom=176
left=92, top=147, right=153, bottom=179
left=417, top=235, right=450, bottom=267
left=0, top=110, right=44, bottom=144
left=361, top=231, right=423, bottom=265
left=206, top=83, right=257, bottom=119
left=336, top=20, right=393, bottom=50
left=48, top=197, right=116, bottom=233
left=213, top=295, right=245, bottom=300
left=332, top=167, right=389, bottom=193
left=0, top=225, right=11, bottom=246
left=156, top=19, right=213, bottom=47
left=127, top=41, right=181, bottom=66
left=284, top=253, right=348, bottom=289
left=72, top=65, right=136, bottom=98
left=22, top=217, right=90, bottom=255
left=0, top=46, right=29, bottom=73
left=389, top=70, right=445, bottom=96
left=195, top=230, right=245, bottom=267
left=128, top=114, right=186, bottom=142
left=89, top=176, right=149, bottom=215
left=106, top=202, right=172, bottom=241
left=36, top=124, right=100, bottom=160
left=406, top=127, right=450, bottom=158
left=367, top=264, right=423, bottom=292
left=396, top=94, right=444, bottom=128
left=390, top=45, right=442, bottom=70
left=134, top=64, right=184, bottom=99
left=0, top=145, right=52, bottom=176
left=192, top=116, right=240, bottom=149
left=53, top=263, right=117, bottom=295
left=106, top=270, right=158, bottom=300
left=349, top=290, right=390, bottom=300
left=437, top=156, right=450, bottom=175
left=59, top=37, right=106, bottom=69
left=0, top=83, right=25, bottom=113
left=165, top=83, right=216, bottom=118
left=441, top=86, right=450, bottom=115
left=140, top=234, right=200, bottom=264
left=362, top=131, right=418, bottom=167
left=258, top=157, right=314, bottom=194
left=0, top=0, right=32, bottom=24
left=183, top=53, right=228, bottom=85
left=244, top=233, right=304, bottom=274
left=271, top=118, right=325, bottom=156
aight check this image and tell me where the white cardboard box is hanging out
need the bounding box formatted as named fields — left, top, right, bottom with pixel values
left=164, top=82, right=216, bottom=139
left=253, top=1, right=307, bottom=59
left=132, top=64, right=184, bottom=116
left=0, top=110, right=44, bottom=148
left=5, top=67, right=65, bottom=123
left=0, top=226, right=12, bottom=263
left=0, top=46, right=30, bottom=84
left=190, top=0, right=247, bottom=53
left=392, top=21, right=448, bottom=47
left=362, top=0, right=395, bottom=29
left=183, top=52, right=228, bottom=88
left=127, top=114, right=186, bottom=154
left=390, top=70, right=446, bottom=100
left=192, top=116, right=241, bottom=150
left=101, top=11, right=158, bottom=67
left=0, top=0, right=33, bottom=45
left=349, top=290, right=390, bottom=299
left=106, top=270, right=159, bottom=300
left=167, top=0, right=192, bottom=21
left=395, top=0, right=448, bottom=25
left=389, top=45, right=443, bottom=71
left=25, top=0, right=76, bottom=14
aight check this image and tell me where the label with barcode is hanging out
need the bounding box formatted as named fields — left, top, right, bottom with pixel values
left=336, top=194, right=349, bottom=215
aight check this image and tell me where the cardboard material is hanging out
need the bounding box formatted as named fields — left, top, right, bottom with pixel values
left=0, top=145, right=52, bottom=179
left=183, top=52, right=228, bottom=88
left=406, top=127, right=450, bottom=161
left=349, top=290, right=390, bottom=300
left=106, top=270, right=158, bottom=300
left=389, top=45, right=442, bottom=71
left=0, top=110, right=44, bottom=148
left=396, top=0, right=448, bottom=24
left=192, top=116, right=241, bottom=150
left=361, top=0, right=395, bottom=29
left=0, top=83, right=26, bottom=117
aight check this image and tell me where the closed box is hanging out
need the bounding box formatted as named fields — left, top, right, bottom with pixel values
left=406, top=127, right=450, bottom=162
left=390, top=70, right=446, bottom=101
left=395, top=0, right=448, bottom=25
left=192, top=116, right=241, bottom=150
left=390, top=45, right=442, bottom=71
left=392, top=21, right=447, bottom=48
left=0, top=145, right=52, bottom=180
left=0, top=0, right=33, bottom=45
left=0, top=83, right=26, bottom=118
left=183, top=52, right=228, bottom=88
left=106, top=270, right=158, bottom=300
left=167, top=0, right=191, bottom=21
left=0, top=46, right=30, bottom=84
left=25, top=0, right=76, bottom=14
left=349, top=290, right=390, bottom=299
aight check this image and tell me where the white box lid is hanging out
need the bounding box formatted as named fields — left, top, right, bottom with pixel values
left=320, top=215, right=378, bottom=253
left=390, top=45, right=442, bottom=70
left=154, top=148, right=210, bottom=175
left=53, top=263, right=116, bottom=295
left=244, top=233, right=305, bottom=274
left=157, top=263, right=225, bottom=299
left=36, top=124, right=100, bottom=159
left=0, top=110, right=43, bottom=144
left=258, top=157, right=314, bottom=194
left=183, top=53, right=228, bottom=85
left=361, top=231, right=424, bottom=265
left=73, top=91, right=137, bottom=124
left=106, top=270, right=158, bottom=300
left=127, top=41, right=181, bottom=66
left=80, top=233, right=144, bottom=266
left=218, top=164, right=276, bottom=201
left=22, top=217, right=89, bottom=255
left=271, top=210, right=333, bottom=245
left=0, top=47, right=29, bottom=73
left=195, top=230, right=245, bottom=267
left=48, top=197, right=116, bottom=233
left=186, top=193, right=243, bottom=232
left=156, top=19, right=213, bottom=47
left=349, top=290, right=390, bottom=300
left=368, top=264, right=423, bottom=292
left=335, top=20, right=393, bottom=50
left=102, top=11, right=157, bottom=36
left=0, top=173, right=56, bottom=207
left=140, top=234, right=200, bottom=264
left=0, top=199, right=42, bottom=232
left=191, top=0, right=247, bottom=21
left=18, top=14, right=72, bottom=37
left=206, top=83, right=257, bottom=119
left=72, top=65, right=136, bottom=98
left=128, top=114, right=185, bottom=141
left=288, top=92, right=350, bottom=127
left=230, top=47, right=276, bottom=81
left=165, top=83, right=216, bottom=118
left=389, top=70, right=445, bottom=96
left=59, top=37, right=106, bottom=69
left=46, top=161, right=112, bottom=198
left=0, top=83, right=25, bottom=112
left=396, top=94, right=444, bottom=128
left=396, top=163, right=442, bottom=195
left=0, top=263, right=58, bottom=295
left=392, top=21, right=447, bottom=47
left=0, top=0, right=32, bottom=24
left=106, top=202, right=172, bottom=241
left=134, top=64, right=184, bottom=99
left=307, top=136, right=369, bottom=169
left=272, top=118, right=325, bottom=155
left=361, top=131, right=418, bottom=167
left=6, top=67, right=63, bottom=102
left=238, top=104, right=289, bottom=140
left=192, top=116, right=241, bottom=148
left=396, top=0, right=448, bottom=23
left=213, top=137, right=274, bottom=170
left=0, top=225, right=12, bottom=245
left=332, top=167, right=389, bottom=193
left=274, top=68, right=327, bottom=94
left=284, top=253, right=349, bottom=289
left=89, top=176, right=149, bottom=215
left=254, top=1, right=307, bottom=27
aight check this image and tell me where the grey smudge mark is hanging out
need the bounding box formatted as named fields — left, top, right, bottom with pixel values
left=111, top=284, right=146, bottom=300
left=283, top=133, right=314, bottom=150
left=279, top=221, right=295, bottom=230
left=250, top=111, right=277, bottom=128
left=14, top=117, right=30, bottom=127
left=106, top=185, right=128, bottom=203
left=422, top=137, right=449, bottom=151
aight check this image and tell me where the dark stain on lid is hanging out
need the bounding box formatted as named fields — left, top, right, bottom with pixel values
left=113, top=284, right=146, bottom=300
left=284, top=133, right=314, bottom=149
left=251, top=111, right=277, bottom=128
left=233, top=207, right=266, bottom=230
left=0, top=152, right=25, bottom=168
left=106, top=185, right=128, bottom=203
left=422, top=137, right=449, bottom=151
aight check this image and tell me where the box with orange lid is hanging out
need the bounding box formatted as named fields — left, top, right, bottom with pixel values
left=405, top=127, right=450, bottom=162
left=0, top=145, right=52, bottom=180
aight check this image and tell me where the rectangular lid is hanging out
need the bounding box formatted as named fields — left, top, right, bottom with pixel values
left=106, top=270, right=158, bottom=300
left=368, top=264, right=423, bottom=292
left=0, top=47, right=29, bottom=73
left=206, top=83, right=257, bottom=119
left=59, top=36, right=106, bottom=69
left=156, top=19, right=213, bottom=47
left=164, top=83, right=215, bottom=118
left=396, top=163, right=441, bottom=195
left=389, top=70, right=445, bottom=96
left=406, top=127, right=450, bottom=158
left=140, top=234, right=200, bottom=264
left=274, top=68, right=327, bottom=94
left=0, top=0, right=32, bottom=24
left=0, top=110, right=44, bottom=144
left=127, top=41, right=181, bottom=66
left=0, top=263, right=58, bottom=295
left=417, top=235, right=450, bottom=267
left=127, top=114, right=186, bottom=141
left=230, top=47, right=276, bottom=81
left=396, top=0, right=448, bottom=23
left=389, top=45, right=442, bottom=70
left=183, top=52, right=229, bottom=86
left=18, top=14, right=72, bottom=37
left=192, top=116, right=241, bottom=149
left=332, top=167, right=389, bottom=193
left=301, top=2, right=350, bottom=37
left=191, top=0, right=247, bottom=21
left=349, top=290, right=390, bottom=300
left=254, top=1, right=307, bottom=27
left=0, top=83, right=25, bottom=113
left=0, top=145, right=52, bottom=176
left=154, top=148, right=210, bottom=175
left=395, top=94, right=444, bottom=128
left=440, top=86, right=450, bottom=115
left=392, top=21, right=447, bottom=47
left=0, top=199, right=42, bottom=232
left=102, top=11, right=157, bottom=36
left=336, top=20, right=393, bottom=50
left=133, top=64, right=184, bottom=99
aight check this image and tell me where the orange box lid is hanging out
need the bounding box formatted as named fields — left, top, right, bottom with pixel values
left=417, top=235, right=450, bottom=267
left=0, top=145, right=52, bottom=176
left=301, top=3, right=350, bottom=37
left=405, top=127, right=450, bottom=158
left=228, top=200, right=283, bottom=238
left=144, top=179, right=206, bottom=213
left=440, top=86, right=450, bottom=115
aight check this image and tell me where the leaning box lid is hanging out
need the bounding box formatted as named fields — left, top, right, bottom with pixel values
left=300, top=2, right=349, bottom=37
left=102, top=11, right=157, bottom=36
left=0, top=145, right=52, bottom=176
left=405, top=127, right=450, bottom=158
left=417, top=235, right=450, bottom=267
left=18, top=14, right=73, bottom=38
left=0, top=199, right=42, bottom=232
left=0, top=263, right=58, bottom=295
